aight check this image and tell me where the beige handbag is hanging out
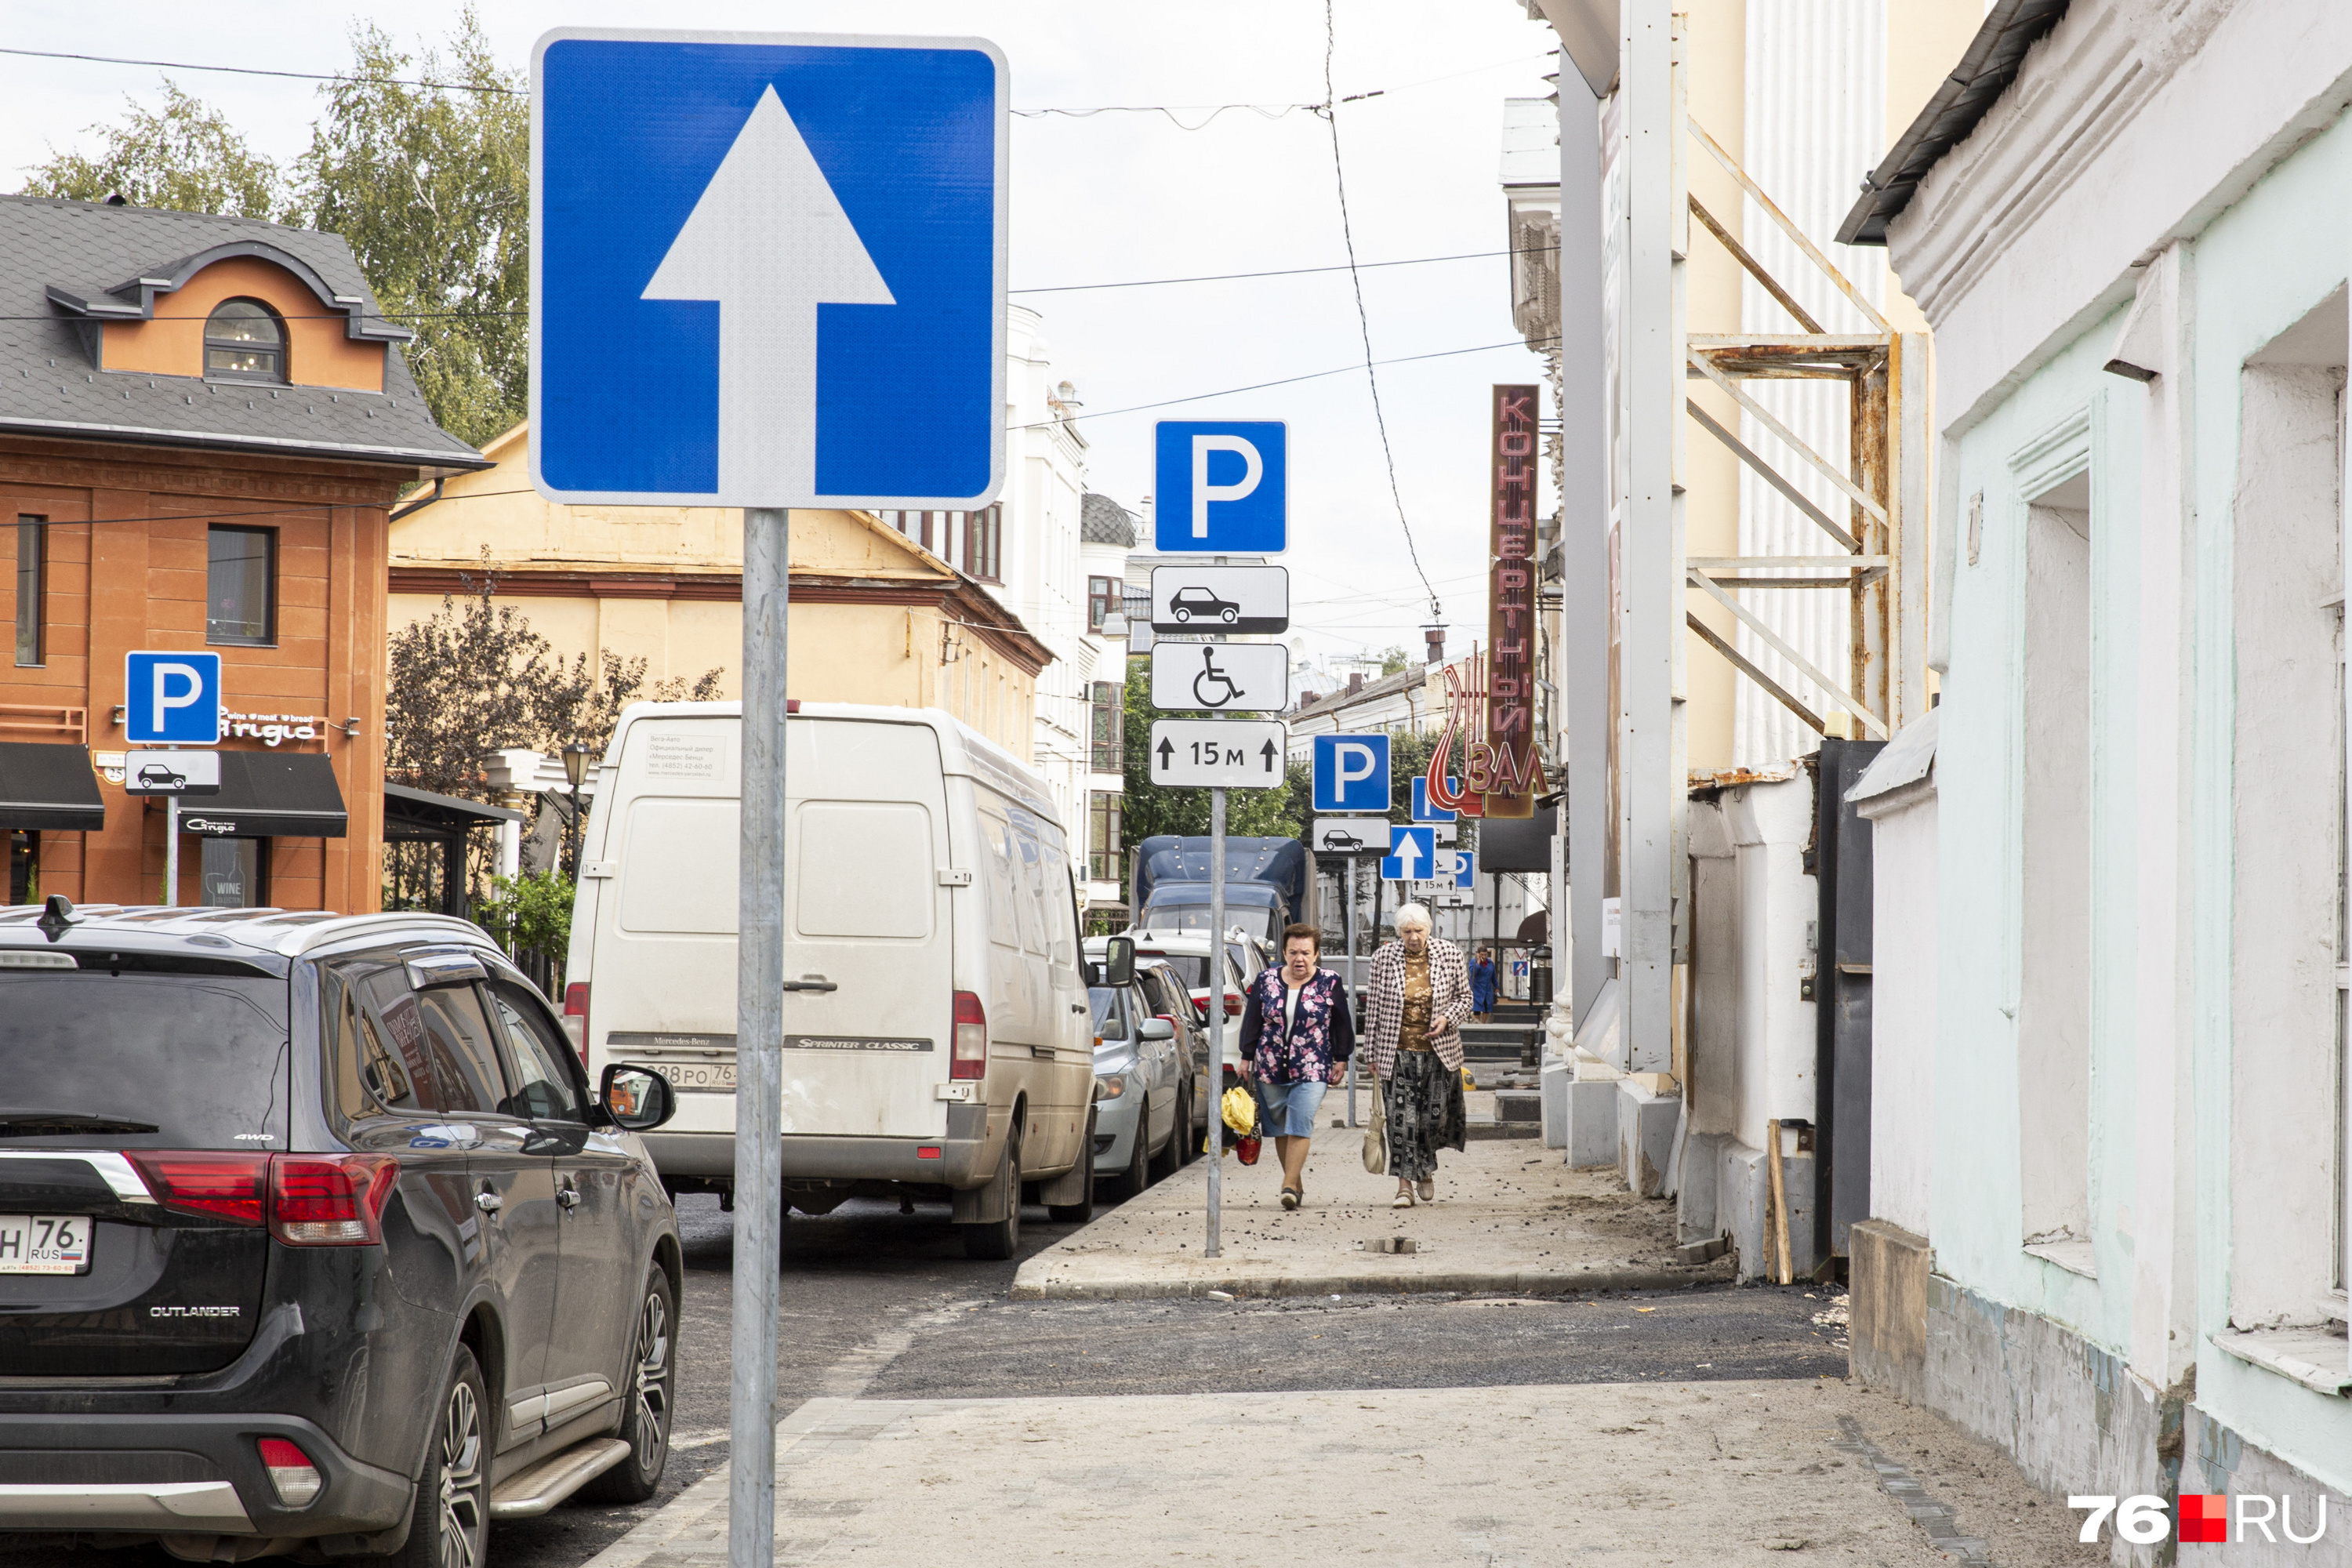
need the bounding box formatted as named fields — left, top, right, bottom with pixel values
left=1362, top=1071, right=1388, bottom=1174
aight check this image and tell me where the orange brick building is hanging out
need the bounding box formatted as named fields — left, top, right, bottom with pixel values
left=0, top=197, right=485, bottom=911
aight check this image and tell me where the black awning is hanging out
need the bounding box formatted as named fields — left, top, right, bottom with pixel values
left=0, top=742, right=106, bottom=832
left=383, top=782, right=528, bottom=841
left=175, top=752, right=347, bottom=839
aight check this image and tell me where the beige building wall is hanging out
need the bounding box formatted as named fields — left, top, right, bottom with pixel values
left=389, top=426, right=1047, bottom=759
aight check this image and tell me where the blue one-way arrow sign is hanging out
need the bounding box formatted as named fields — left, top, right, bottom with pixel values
left=532, top=31, right=1007, bottom=508
left=1382, top=825, right=1436, bottom=883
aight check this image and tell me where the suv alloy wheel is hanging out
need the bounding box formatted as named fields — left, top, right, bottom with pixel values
left=393, top=1348, right=488, bottom=1568
left=583, top=1266, right=676, bottom=1504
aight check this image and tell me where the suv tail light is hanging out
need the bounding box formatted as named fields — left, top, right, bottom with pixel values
left=121, top=1152, right=398, bottom=1245
left=563, top=982, right=590, bottom=1062
left=951, top=990, right=987, bottom=1080
left=270, top=1154, right=399, bottom=1246
left=256, top=1438, right=321, bottom=1508
left=126, top=1152, right=268, bottom=1226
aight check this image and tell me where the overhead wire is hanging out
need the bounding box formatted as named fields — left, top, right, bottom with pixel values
left=1319, top=0, right=1439, bottom=624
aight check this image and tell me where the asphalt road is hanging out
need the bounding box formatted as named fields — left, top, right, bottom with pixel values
left=0, top=1191, right=1842, bottom=1568
left=487, top=1191, right=1845, bottom=1568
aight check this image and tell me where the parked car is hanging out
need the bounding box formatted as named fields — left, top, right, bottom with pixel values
left=1086, top=975, right=1183, bottom=1198
left=568, top=701, right=1105, bottom=1260
left=1132, top=958, right=1210, bottom=1156
left=1091, top=931, right=1264, bottom=1101
left=0, top=899, right=681, bottom=1568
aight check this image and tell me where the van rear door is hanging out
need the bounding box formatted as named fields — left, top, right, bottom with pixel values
left=778, top=718, right=956, bottom=1139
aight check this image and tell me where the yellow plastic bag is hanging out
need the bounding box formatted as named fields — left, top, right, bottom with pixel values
left=1220, top=1084, right=1258, bottom=1138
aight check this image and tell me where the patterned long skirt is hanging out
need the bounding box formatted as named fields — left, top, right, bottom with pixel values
left=1384, top=1050, right=1467, bottom=1182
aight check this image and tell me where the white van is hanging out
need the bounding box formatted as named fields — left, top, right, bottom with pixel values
left=563, top=701, right=1106, bottom=1259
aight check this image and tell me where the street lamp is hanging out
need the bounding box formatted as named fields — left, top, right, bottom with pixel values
left=561, top=742, right=591, bottom=876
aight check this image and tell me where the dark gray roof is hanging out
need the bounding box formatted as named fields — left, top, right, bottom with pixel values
left=0, top=195, right=488, bottom=473
left=1836, top=0, right=2071, bottom=246
left=1080, top=492, right=1137, bottom=547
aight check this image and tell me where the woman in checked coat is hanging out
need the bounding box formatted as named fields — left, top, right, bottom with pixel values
left=1362, top=903, right=1473, bottom=1207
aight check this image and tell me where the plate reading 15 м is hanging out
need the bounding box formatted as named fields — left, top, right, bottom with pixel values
left=1147, top=719, right=1287, bottom=789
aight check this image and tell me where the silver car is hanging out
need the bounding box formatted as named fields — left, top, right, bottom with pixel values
left=1087, top=978, right=1186, bottom=1200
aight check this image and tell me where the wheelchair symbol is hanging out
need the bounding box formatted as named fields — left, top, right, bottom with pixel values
left=1192, top=646, right=1246, bottom=708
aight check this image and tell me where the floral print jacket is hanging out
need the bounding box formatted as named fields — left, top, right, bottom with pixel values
left=1236, top=967, right=1356, bottom=1084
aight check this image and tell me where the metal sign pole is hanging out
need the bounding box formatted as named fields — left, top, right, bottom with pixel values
left=1343, top=856, right=1356, bottom=1127
left=731, top=506, right=788, bottom=1568
left=1205, top=785, right=1225, bottom=1258
left=163, top=796, right=177, bottom=908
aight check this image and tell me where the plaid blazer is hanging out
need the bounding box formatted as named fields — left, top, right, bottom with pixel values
left=1361, top=936, right=1472, bottom=1078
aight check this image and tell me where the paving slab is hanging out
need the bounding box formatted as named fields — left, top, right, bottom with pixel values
left=582, top=1377, right=2092, bottom=1568
left=1011, top=1120, right=1730, bottom=1300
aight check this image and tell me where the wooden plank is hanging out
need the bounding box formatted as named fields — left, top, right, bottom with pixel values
left=1687, top=194, right=1824, bottom=334
left=1684, top=398, right=1860, bottom=551
left=1766, top=1117, right=1793, bottom=1287
left=1688, top=118, right=1892, bottom=334
left=1688, top=355, right=1889, bottom=528
left=1686, top=612, right=1824, bottom=735
left=1686, top=568, right=1888, bottom=739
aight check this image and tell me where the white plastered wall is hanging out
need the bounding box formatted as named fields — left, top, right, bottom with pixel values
left=1858, top=779, right=1935, bottom=1237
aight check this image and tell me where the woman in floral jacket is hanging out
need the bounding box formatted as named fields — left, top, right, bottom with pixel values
left=1236, top=922, right=1356, bottom=1209
left=1362, top=904, right=1472, bottom=1207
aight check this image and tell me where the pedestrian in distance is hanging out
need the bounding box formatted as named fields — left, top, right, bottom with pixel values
left=1363, top=904, right=1471, bottom=1207
left=1236, top=922, right=1356, bottom=1210
left=1470, top=946, right=1498, bottom=1022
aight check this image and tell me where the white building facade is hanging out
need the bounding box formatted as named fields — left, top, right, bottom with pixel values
left=1849, top=0, right=2352, bottom=1539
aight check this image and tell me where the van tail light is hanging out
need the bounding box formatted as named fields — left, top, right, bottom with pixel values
left=1223, top=993, right=1243, bottom=1018
left=256, top=1438, right=322, bottom=1508
left=951, top=990, right=988, bottom=1080
left=563, top=982, right=591, bottom=1062
left=270, top=1154, right=400, bottom=1247
left=126, top=1152, right=268, bottom=1226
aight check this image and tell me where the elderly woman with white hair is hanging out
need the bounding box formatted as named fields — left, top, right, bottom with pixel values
left=1363, top=902, right=1472, bottom=1207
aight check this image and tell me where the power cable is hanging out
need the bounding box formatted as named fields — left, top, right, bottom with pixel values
left=1319, top=0, right=1438, bottom=624
left=0, top=46, right=519, bottom=94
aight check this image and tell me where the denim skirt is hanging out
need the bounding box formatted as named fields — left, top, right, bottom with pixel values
left=1253, top=1077, right=1328, bottom=1138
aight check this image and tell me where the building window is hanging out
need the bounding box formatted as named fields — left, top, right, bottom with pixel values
left=199, top=837, right=266, bottom=908
left=1090, top=680, right=1123, bottom=772
left=965, top=503, right=1002, bottom=583
left=1088, top=791, right=1122, bottom=882
left=1087, top=575, right=1120, bottom=632
left=877, top=510, right=936, bottom=552
left=203, top=299, right=286, bottom=383
left=207, top=525, right=276, bottom=646
left=13, top=517, right=43, bottom=667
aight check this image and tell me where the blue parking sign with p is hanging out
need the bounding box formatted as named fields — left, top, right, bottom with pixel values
left=1154, top=421, right=1286, bottom=553
left=124, top=652, right=221, bottom=744
left=1410, top=777, right=1457, bottom=822
left=1312, top=733, right=1389, bottom=813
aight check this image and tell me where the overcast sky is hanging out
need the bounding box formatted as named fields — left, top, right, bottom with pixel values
left=0, top=1, right=1562, bottom=668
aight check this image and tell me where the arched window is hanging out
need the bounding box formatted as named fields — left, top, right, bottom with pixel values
left=203, top=298, right=285, bottom=383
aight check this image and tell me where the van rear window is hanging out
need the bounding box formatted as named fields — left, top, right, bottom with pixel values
left=0, top=974, right=289, bottom=1149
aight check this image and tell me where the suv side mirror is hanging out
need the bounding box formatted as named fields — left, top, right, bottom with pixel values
left=1100, top=935, right=1135, bottom=989
left=1138, top=1018, right=1174, bottom=1042
left=600, top=1064, right=676, bottom=1131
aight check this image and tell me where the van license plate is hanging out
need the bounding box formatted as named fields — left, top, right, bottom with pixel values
left=639, top=1061, right=736, bottom=1094
left=0, top=1215, right=93, bottom=1275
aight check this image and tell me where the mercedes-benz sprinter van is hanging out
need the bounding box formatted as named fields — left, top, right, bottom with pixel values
left=563, top=702, right=1096, bottom=1258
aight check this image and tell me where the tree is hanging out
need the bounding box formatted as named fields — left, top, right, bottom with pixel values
left=14, top=13, right=528, bottom=451
left=1377, top=645, right=1412, bottom=677
left=297, top=13, right=528, bottom=449
left=20, top=82, right=283, bottom=219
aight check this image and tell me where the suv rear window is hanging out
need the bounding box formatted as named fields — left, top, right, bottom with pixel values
left=0, top=971, right=289, bottom=1149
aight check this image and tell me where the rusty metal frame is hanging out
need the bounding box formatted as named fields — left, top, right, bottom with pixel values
left=1678, top=116, right=1927, bottom=742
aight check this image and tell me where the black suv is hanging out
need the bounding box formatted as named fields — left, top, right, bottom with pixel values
left=0, top=899, right=681, bottom=1567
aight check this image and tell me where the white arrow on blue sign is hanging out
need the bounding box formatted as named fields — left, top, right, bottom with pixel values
left=1154, top=422, right=1286, bottom=553
left=123, top=652, right=221, bottom=746
left=531, top=31, right=1007, bottom=508
left=1382, top=825, right=1437, bottom=883
left=1311, top=733, right=1390, bottom=814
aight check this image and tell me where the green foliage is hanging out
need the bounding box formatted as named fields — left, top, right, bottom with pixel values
left=1118, top=659, right=1305, bottom=844
left=15, top=12, right=528, bottom=451
left=21, top=83, right=284, bottom=219
left=297, top=13, right=528, bottom=449
left=474, top=870, right=573, bottom=956
left=1375, top=644, right=1412, bottom=677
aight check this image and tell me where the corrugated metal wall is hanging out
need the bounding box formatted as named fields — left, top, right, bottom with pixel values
left=1737, top=0, right=1888, bottom=768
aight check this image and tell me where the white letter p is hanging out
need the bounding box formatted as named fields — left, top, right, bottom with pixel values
left=1192, top=434, right=1263, bottom=539
left=153, top=662, right=203, bottom=728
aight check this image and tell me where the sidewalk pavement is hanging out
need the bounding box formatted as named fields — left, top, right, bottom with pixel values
left=1010, top=1118, right=1731, bottom=1300
left=583, top=1377, right=2095, bottom=1568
